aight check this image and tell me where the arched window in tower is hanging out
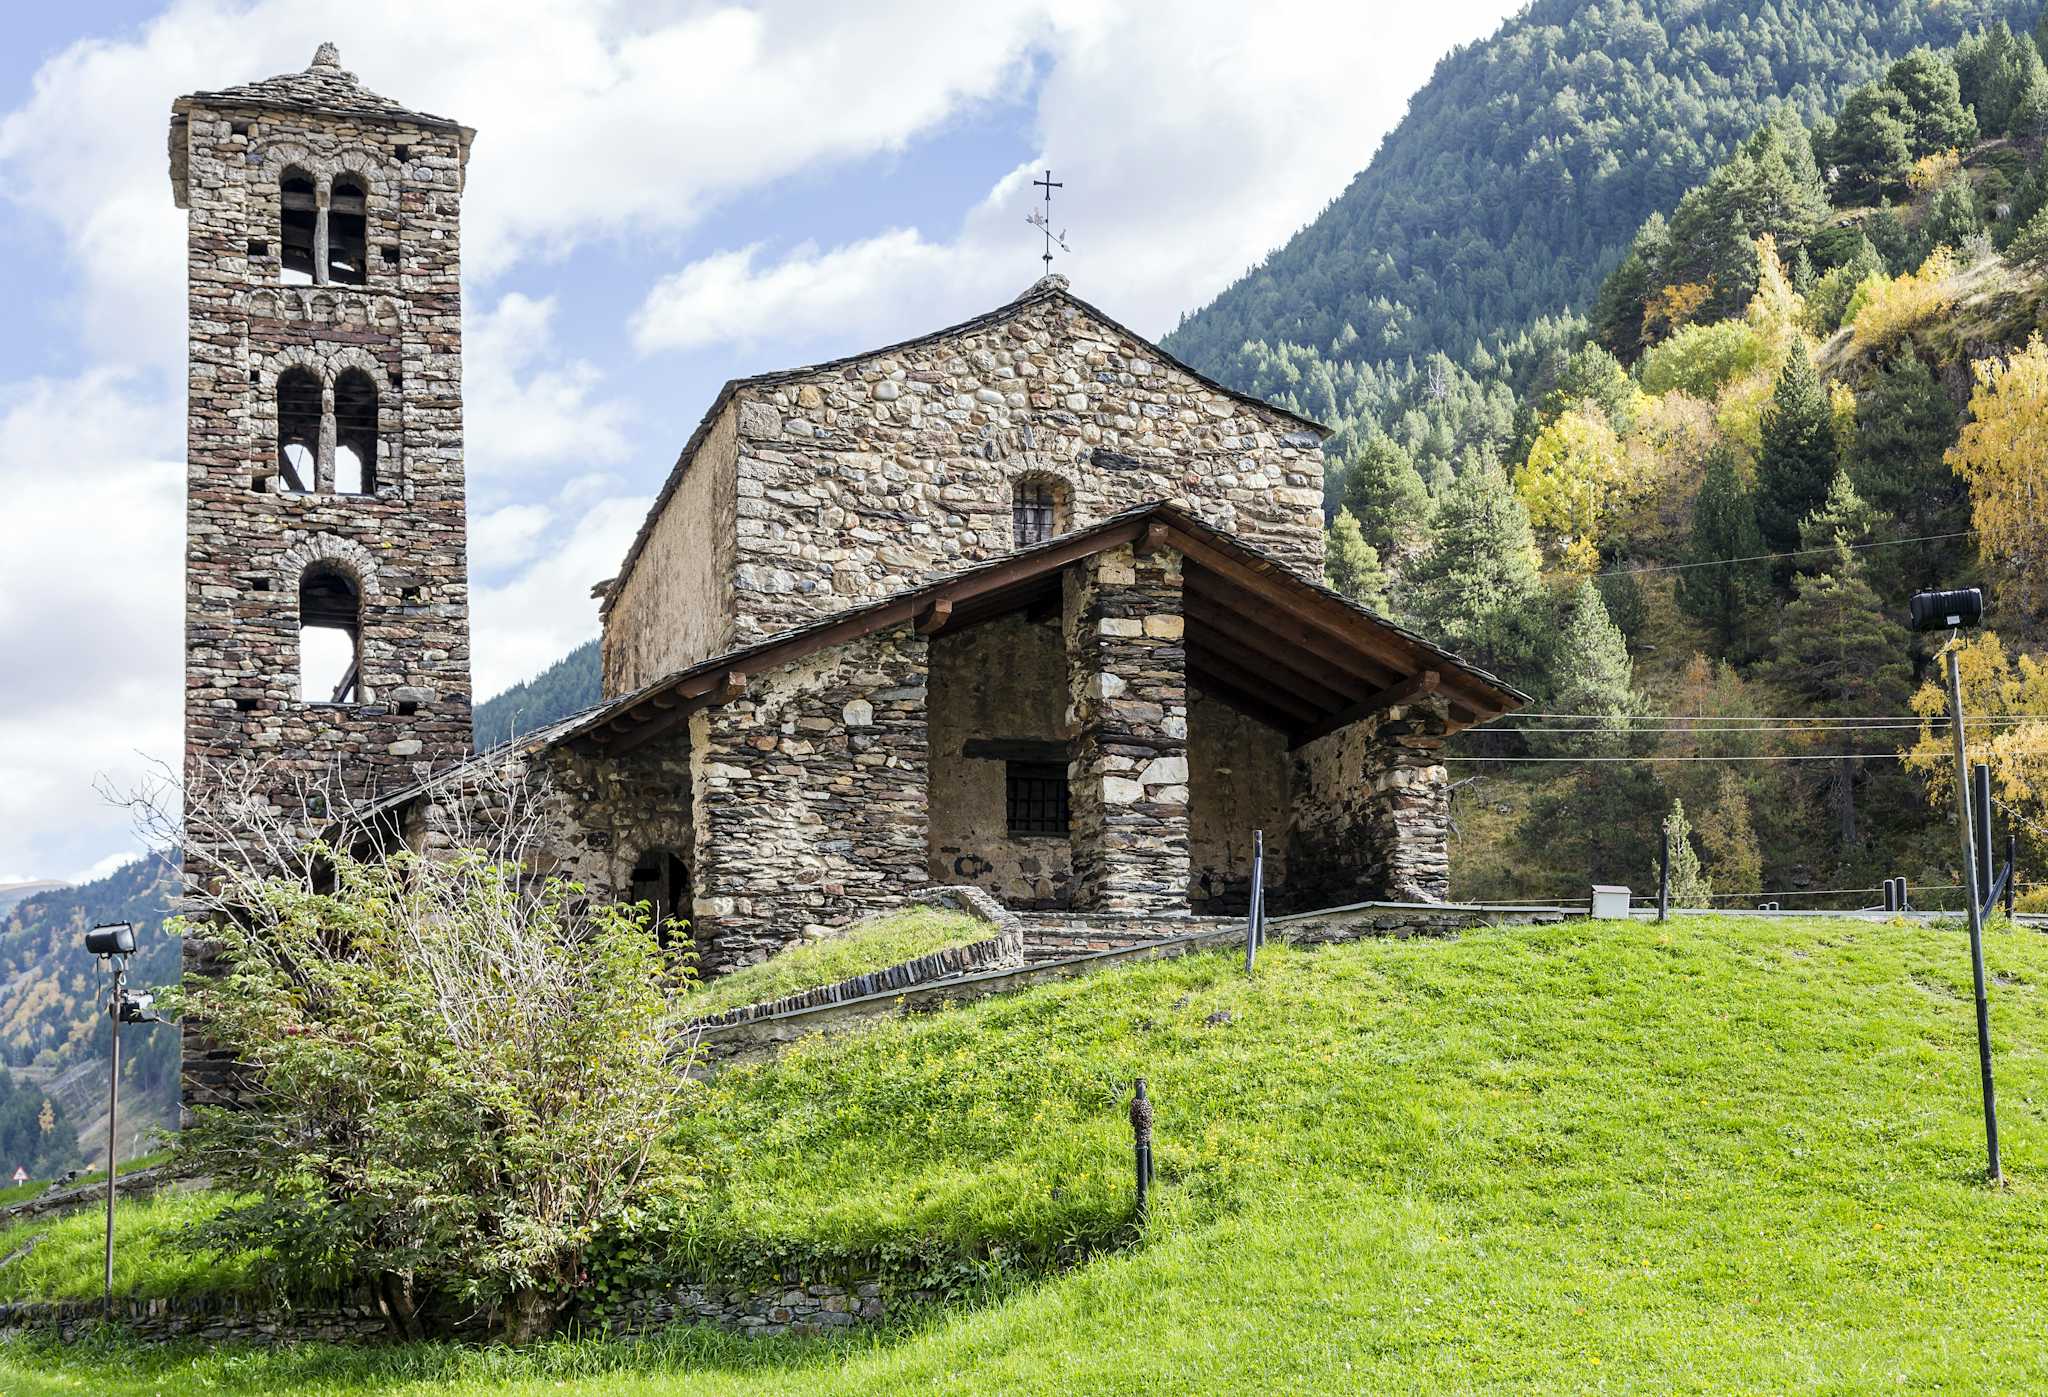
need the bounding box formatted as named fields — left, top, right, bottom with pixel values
left=333, top=370, right=378, bottom=494
left=298, top=563, right=362, bottom=704
left=1011, top=474, right=1070, bottom=547
left=279, top=169, right=317, bottom=285
left=275, top=368, right=322, bottom=494
left=327, top=176, right=368, bottom=286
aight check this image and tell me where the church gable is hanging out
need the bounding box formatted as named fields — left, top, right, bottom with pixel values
left=600, top=277, right=1331, bottom=696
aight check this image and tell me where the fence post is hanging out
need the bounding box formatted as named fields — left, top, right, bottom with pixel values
left=1657, top=826, right=1671, bottom=924
left=1974, top=764, right=1995, bottom=911
left=1129, top=1078, right=1153, bottom=1224
left=1244, top=830, right=1264, bottom=974
left=2007, top=834, right=2018, bottom=921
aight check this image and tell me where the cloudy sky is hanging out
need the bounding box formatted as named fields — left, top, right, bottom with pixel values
left=0, top=0, right=1519, bottom=884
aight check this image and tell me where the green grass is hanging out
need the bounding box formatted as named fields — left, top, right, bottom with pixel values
left=10, top=914, right=2048, bottom=1394
left=0, top=1186, right=253, bottom=1303
left=682, top=907, right=989, bottom=1018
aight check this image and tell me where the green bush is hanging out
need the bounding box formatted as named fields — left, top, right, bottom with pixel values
left=1638, top=319, right=1765, bottom=398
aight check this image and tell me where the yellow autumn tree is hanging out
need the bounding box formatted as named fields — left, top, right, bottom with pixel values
left=1903, top=633, right=2048, bottom=894
left=1850, top=249, right=1957, bottom=352
left=1513, top=405, right=1644, bottom=572
left=1948, top=337, right=2048, bottom=611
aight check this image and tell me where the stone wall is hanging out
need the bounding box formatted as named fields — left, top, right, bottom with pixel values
left=601, top=403, right=738, bottom=696
left=926, top=614, right=1073, bottom=908
left=601, top=277, right=1327, bottom=672
left=690, top=627, right=931, bottom=972
left=1286, top=694, right=1453, bottom=909
left=0, top=1296, right=390, bottom=1345
left=175, top=53, right=475, bottom=1111
left=686, top=928, right=1023, bottom=1029
left=1187, top=688, right=1291, bottom=914
left=1064, top=545, right=1190, bottom=914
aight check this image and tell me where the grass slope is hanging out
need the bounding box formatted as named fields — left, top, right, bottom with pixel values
left=682, top=908, right=987, bottom=1019
left=10, top=914, right=2048, bottom=1394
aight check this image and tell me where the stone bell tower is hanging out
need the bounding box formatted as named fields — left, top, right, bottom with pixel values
left=170, top=46, right=475, bottom=1103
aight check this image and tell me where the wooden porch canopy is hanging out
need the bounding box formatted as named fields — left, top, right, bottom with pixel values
left=557, top=503, right=1527, bottom=757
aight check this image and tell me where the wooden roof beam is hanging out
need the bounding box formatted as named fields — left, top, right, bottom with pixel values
left=1187, top=644, right=1327, bottom=725
left=1289, top=672, right=1440, bottom=750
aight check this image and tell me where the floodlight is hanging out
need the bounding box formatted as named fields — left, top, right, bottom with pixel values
left=1908, top=587, right=1984, bottom=632
left=83, top=922, right=136, bottom=957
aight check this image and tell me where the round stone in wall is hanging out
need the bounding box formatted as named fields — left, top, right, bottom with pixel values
left=842, top=699, right=873, bottom=727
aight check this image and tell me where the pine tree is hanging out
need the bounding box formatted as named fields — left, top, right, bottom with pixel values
left=1656, top=798, right=1714, bottom=908
left=1825, top=84, right=1913, bottom=200
left=1537, top=582, right=1636, bottom=755
left=1798, top=470, right=1882, bottom=555
left=1695, top=771, right=1764, bottom=895
left=1754, top=342, right=1838, bottom=564
left=1762, top=544, right=1913, bottom=851
left=1956, top=20, right=2046, bottom=135
left=1886, top=47, right=1978, bottom=154
left=1340, top=431, right=1432, bottom=565
left=1325, top=508, right=1390, bottom=613
left=1407, top=459, right=1543, bottom=672
left=1917, top=179, right=1982, bottom=259
left=1847, top=355, right=1965, bottom=597
left=2005, top=203, right=2048, bottom=270
left=1677, top=446, right=1767, bottom=657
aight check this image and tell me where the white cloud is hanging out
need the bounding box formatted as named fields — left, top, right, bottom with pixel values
left=70, top=850, right=146, bottom=885
left=470, top=491, right=645, bottom=700
left=466, top=292, right=632, bottom=483
left=631, top=0, right=1521, bottom=350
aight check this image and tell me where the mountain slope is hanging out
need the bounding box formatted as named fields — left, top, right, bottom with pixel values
left=1164, top=0, right=2040, bottom=400
left=472, top=638, right=601, bottom=752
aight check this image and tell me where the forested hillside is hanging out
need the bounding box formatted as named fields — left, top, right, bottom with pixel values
left=471, top=638, right=600, bottom=751
left=1304, top=19, right=2048, bottom=909
left=0, top=856, right=180, bottom=1166
left=1165, top=0, right=2041, bottom=486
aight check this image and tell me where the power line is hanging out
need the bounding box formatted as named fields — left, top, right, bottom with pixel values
left=1442, top=753, right=1909, bottom=763
left=1599, top=529, right=1976, bottom=577
left=1499, top=712, right=2046, bottom=724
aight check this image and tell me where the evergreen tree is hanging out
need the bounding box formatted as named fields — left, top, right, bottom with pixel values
left=1695, top=771, right=1764, bottom=896
left=1886, top=47, right=1979, bottom=154
left=1762, top=544, right=1914, bottom=851
left=1592, top=214, right=1670, bottom=360
left=1407, top=459, right=1543, bottom=672
left=1956, top=20, right=2047, bottom=135
left=1339, top=431, right=1432, bottom=565
left=1862, top=205, right=1915, bottom=273
left=1676, top=447, right=1767, bottom=658
left=1596, top=566, right=1647, bottom=647
left=1825, top=84, right=1914, bottom=200
left=1324, top=508, right=1390, bottom=613
left=1848, top=354, right=1964, bottom=595
left=1754, top=343, right=1839, bottom=564
left=1538, top=581, right=1636, bottom=753
left=1918, top=178, right=1983, bottom=257
left=1798, top=470, right=1883, bottom=555
left=1655, top=798, right=1715, bottom=908
left=2005, top=202, right=2048, bottom=270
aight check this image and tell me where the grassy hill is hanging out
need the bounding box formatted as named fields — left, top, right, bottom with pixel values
left=11, top=913, right=2047, bottom=1393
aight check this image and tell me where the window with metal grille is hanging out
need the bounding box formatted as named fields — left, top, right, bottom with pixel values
left=1012, top=480, right=1058, bottom=546
left=1006, top=761, right=1069, bottom=836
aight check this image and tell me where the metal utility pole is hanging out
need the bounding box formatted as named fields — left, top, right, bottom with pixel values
left=103, top=953, right=124, bottom=1315
left=1946, top=646, right=2003, bottom=1185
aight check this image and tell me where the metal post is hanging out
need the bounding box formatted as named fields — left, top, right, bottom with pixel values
left=1244, top=831, right=1264, bottom=974
left=1658, top=826, right=1672, bottom=924
left=1974, top=764, right=1995, bottom=909
left=2007, top=834, right=2018, bottom=922
left=103, top=957, right=123, bottom=1316
left=1947, top=647, right=2003, bottom=1184
left=1883, top=878, right=1897, bottom=913
left=1129, top=1078, right=1153, bottom=1223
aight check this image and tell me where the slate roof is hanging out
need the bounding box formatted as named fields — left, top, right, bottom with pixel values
left=177, top=43, right=466, bottom=132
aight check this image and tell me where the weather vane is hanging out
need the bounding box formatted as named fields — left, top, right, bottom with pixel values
left=1028, top=169, right=1069, bottom=271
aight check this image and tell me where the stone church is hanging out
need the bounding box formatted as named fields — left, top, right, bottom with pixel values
left=171, top=47, right=1525, bottom=1032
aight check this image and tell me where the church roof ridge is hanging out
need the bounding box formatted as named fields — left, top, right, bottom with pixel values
left=601, top=281, right=1330, bottom=620
left=175, top=43, right=467, bottom=133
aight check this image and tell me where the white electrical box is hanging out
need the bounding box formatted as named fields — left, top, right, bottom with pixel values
left=1590, top=885, right=1632, bottom=920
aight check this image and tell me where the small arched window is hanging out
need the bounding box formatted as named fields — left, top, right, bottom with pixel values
left=1012, top=474, right=1070, bottom=547
left=333, top=370, right=378, bottom=494
left=327, top=176, right=368, bottom=286
left=276, top=368, right=322, bottom=494
left=280, top=170, right=317, bottom=285
left=299, top=563, right=362, bottom=704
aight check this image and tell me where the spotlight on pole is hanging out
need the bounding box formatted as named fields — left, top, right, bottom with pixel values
left=1907, top=587, right=2003, bottom=1186
left=82, top=920, right=157, bottom=1317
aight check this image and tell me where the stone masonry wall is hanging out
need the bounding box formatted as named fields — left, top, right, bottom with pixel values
left=1286, top=693, right=1453, bottom=909
left=1064, top=544, right=1190, bottom=914
left=176, top=55, right=473, bottom=1111
left=602, top=277, right=1327, bottom=688
left=690, top=627, right=931, bottom=972
left=601, top=403, right=738, bottom=698
left=1187, top=687, right=1291, bottom=914
left=926, top=613, right=1073, bottom=908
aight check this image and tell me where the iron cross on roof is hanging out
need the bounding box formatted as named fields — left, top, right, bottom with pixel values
left=1028, top=169, right=1069, bottom=270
